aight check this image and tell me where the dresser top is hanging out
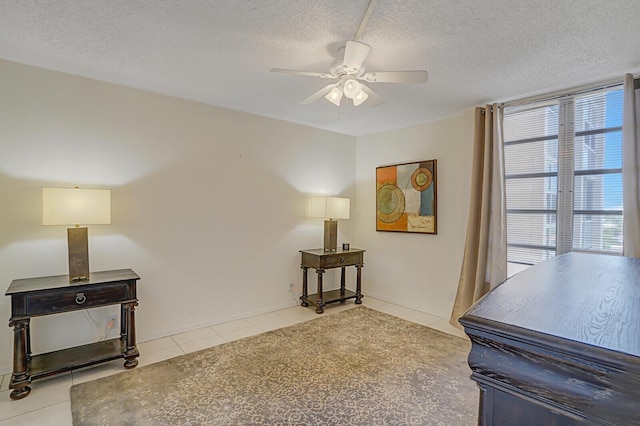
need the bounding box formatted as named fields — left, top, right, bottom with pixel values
left=6, top=269, right=139, bottom=295
left=300, top=248, right=365, bottom=256
left=462, top=253, right=640, bottom=358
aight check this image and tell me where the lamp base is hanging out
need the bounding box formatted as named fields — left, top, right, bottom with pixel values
left=323, top=219, right=338, bottom=251
left=68, top=227, right=90, bottom=282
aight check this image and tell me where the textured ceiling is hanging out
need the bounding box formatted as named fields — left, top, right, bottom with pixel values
left=1, top=0, right=640, bottom=136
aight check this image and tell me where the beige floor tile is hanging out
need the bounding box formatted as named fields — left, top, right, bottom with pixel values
left=218, top=326, right=262, bottom=342
left=138, top=336, right=179, bottom=355
left=371, top=301, right=412, bottom=317
left=0, top=373, right=71, bottom=422
left=397, top=309, right=442, bottom=326
left=253, top=317, right=294, bottom=332
left=428, top=318, right=469, bottom=339
left=136, top=346, right=185, bottom=368
left=171, top=327, right=218, bottom=346
left=283, top=314, right=318, bottom=325
left=0, top=400, right=72, bottom=426
left=274, top=306, right=319, bottom=322
left=210, top=318, right=252, bottom=334
left=244, top=312, right=283, bottom=326
left=361, top=296, right=385, bottom=308
left=179, top=335, right=227, bottom=354
left=273, top=305, right=306, bottom=316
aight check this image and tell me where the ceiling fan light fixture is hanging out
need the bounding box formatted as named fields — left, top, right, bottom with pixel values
left=343, top=78, right=362, bottom=99
left=352, top=89, right=369, bottom=106
left=270, top=1, right=429, bottom=109
left=325, top=86, right=343, bottom=106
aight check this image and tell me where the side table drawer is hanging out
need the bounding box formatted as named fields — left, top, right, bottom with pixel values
left=322, top=252, right=363, bottom=268
left=25, top=283, right=130, bottom=316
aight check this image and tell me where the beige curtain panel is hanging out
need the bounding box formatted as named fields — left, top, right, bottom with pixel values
left=623, top=74, right=640, bottom=258
left=450, top=105, right=507, bottom=329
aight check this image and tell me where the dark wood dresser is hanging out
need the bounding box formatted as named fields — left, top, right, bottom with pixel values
left=460, top=253, right=640, bottom=425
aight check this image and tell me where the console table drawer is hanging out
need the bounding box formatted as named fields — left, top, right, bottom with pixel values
left=322, top=252, right=362, bottom=268
left=302, top=250, right=364, bottom=270
left=25, top=283, right=129, bottom=316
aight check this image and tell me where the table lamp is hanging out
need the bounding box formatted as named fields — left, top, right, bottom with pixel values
left=42, top=187, right=111, bottom=282
left=310, top=196, right=350, bottom=251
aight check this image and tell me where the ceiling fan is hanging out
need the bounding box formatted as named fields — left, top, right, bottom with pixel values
left=270, top=0, right=428, bottom=108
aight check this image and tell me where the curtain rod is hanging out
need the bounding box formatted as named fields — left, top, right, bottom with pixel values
left=500, top=75, right=635, bottom=108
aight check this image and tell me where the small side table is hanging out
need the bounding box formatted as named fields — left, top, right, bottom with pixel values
left=300, top=248, right=364, bottom=313
left=5, top=269, right=140, bottom=400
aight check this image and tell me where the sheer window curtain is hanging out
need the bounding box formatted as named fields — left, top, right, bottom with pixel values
left=450, top=105, right=507, bottom=329
left=623, top=74, right=640, bottom=258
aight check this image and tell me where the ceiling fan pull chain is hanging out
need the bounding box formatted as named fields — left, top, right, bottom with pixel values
left=354, top=0, right=377, bottom=41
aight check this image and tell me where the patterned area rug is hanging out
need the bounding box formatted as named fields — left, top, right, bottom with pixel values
left=70, top=306, right=477, bottom=425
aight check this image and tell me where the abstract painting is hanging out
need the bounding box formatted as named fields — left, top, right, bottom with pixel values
left=376, top=160, right=437, bottom=234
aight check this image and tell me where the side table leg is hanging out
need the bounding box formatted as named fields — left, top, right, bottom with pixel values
left=120, top=303, right=127, bottom=339
left=300, top=266, right=309, bottom=307
left=123, top=301, right=139, bottom=369
left=355, top=264, right=363, bottom=304
left=316, top=268, right=325, bottom=313
left=339, top=266, right=346, bottom=302
left=9, top=319, right=31, bottom=400
left=26, top=320, right=32, bottom=360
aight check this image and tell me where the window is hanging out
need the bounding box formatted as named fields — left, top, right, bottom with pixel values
left=504, top=86, right=623, bottom=273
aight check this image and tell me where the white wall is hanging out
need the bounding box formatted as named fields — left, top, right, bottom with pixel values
left=0, top=60, right=356, bottom=373
left=354, top=111, right=475, bottom=318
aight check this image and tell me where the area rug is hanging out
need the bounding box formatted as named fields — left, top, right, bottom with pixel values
left=70, top=306, right=478, bottom=425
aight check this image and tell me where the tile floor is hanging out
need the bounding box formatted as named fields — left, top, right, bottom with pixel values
left=0, top=298, right=466, bottom=425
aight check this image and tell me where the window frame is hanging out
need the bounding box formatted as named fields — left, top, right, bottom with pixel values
left=504, top=85, right=623, bottom=270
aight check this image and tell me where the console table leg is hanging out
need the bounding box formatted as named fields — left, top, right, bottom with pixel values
left=123, top=301, right=139, bottom=369
left=339, top=267, right=346, bottom=302
left=316, top=269, right=325, bottom=313
left=9, top=319, right=31, bottom=400
left=120, top=303, right=127, bottom=339
left=26, top=321, right=31, bottom=360
left=300, top=266, right=309, bottom=307
left=355, top=264, right=363, bottom=304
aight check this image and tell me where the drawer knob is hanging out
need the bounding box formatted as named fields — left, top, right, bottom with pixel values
left=340, top=257, right=346, bottom=263
left=75, top=293, right=87, bottom=305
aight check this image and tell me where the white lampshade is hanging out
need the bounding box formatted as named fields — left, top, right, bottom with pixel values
left=352, top=89, right=369, bottom=106
left=325, top=86, right=343, bottom=106
left=43, top=187, right=111, bottom=225
left=310, top=196, right=350, bottom=220
left=343, top=78, right=361, bottom=99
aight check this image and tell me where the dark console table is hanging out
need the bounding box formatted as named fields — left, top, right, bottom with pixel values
left=5, top=269, right=140, bottom=400
left=300, top=248, right=364, bottom=313
left=460, top=253, right=640, bottom=425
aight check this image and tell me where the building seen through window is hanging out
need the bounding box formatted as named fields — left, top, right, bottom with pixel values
left=504, top=87, right=623, bottom=275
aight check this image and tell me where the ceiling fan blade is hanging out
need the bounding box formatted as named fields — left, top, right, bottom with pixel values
left=361, top=70, right=428, bottom=84
left=343, top=41, right=371, bottom=73
left=301, top=83, right=338, bottom=104
left=270, top=68, right=334, bottom=79
left=361, top=85, right=384, bottom=107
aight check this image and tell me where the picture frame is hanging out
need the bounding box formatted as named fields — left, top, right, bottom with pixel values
left=376, top=159, right=437, bottom=234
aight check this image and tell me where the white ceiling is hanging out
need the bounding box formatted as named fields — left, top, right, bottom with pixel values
left=1, top=1, right=640, bottom=136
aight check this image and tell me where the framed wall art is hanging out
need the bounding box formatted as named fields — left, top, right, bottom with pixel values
left=376, top=159, right=437, bottom=234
